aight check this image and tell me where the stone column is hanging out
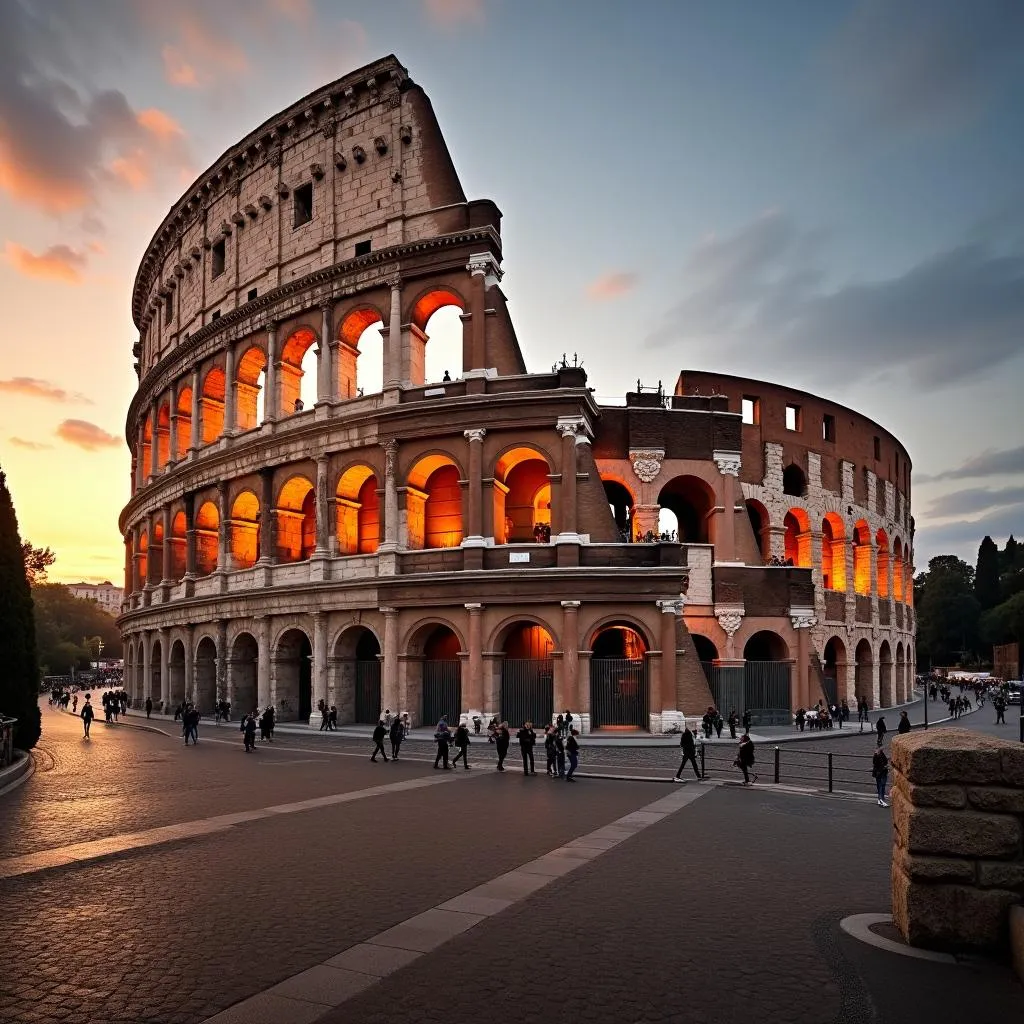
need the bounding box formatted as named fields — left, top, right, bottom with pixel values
left=463, top=429, right=486, bottom=541
left=464, top=603, right=483, bottom=722
left=768, top=525, right=787, bottom=562
left=217, top=620, right=228, bottom=706
left=265, top=323, right=279, bottom=423
left=381, top=607, right=399, bottom=715
left=314, top=456, right=330, bottom=555
left=183, top=494, right=197, bottom=577
left=222, top=344, right=236, bottom=437
left=184, top=624, right=195, bottom=703
left=136, top=425, right=145, bottom=490
left=311, top=612, right=328, bottom=725
left=160, top=505, right=172, bottom=585
left=384, top=276, right=402, bottom=390
left=317, top=304, right=332, bottom=404
left=217, top=480, right=230, bottom=573
left=124, top=536, right=133, bottom=597
left=555, top=417, right=588, bottom=541
left=168, top=405, right=178, bottom=465
left=257, top=468, right=276, bottom=566
left=189, top=369, right=201, bottom=451
left=713, top=452, right=741, bottom=563
left=379, top=440, right=399, bottom=553
left=560, top=601, right=581, bottom=728
left=150, top=401, right=159, bottom=478
left=465, top=255, right=490, bottom=372
left=141, top=632, right=152, bottom=704
left=256, top=616, right=271, bottom=707
left=656, top=599, right=685, bottom=732
left=790, top=610, right=817, bottom=709
left=132, top=524, right=143, bottom=594
left=159, top=627, right=171, bottom=711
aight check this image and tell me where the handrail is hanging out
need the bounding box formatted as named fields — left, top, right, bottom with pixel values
left=0, top=715, right=18, bottom=768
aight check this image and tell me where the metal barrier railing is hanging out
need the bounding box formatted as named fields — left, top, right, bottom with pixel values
left=698, top=740, right=877, bottom=793
left=0, top=716, right=17, bottom=768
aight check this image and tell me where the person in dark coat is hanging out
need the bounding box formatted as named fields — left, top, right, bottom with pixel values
left=673, top=725, right=701, bottom=782
left=554, top=729, right=566, bottom=778
left=741, top=709, right=752, bottom=735
left=728, top=708, right=739, bottom=738
left=872, top=746, right=889, bottom=806
left=566, top=729, right=580, bottom=781
left=736, top=734, right=757, bottom=785
left=81, top=697, right=94, bottom=738
left=242, top=713, right=257, bottom=752
left=544, top=726, right=558, bottom=776
left=389, top=715, right=405, bottom=760
left=371, top=720, right=389, bottom=761
left=451, top=722, right=471, bottom=769
left=145, top=696, right=152, bottom=719
left=433, top=719, right=451, bottom=769
left=875, top=715, right=887, bottom=748
left=495, top=721, right=510, bottom=771
left=897, top=711, right=911, bottom=735
left=516, top=721, right=537, bottom=776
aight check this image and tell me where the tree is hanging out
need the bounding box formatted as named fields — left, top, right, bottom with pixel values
left=21, top=541, right=55, bottom=585
left=0, top=468, right=41, bottom=749
left=975, top=536, right=1002, bottom=610
left=915, top=554, right=981, bottom=668
left=980, top=592, right=1024, bottom=648
left=31, top=584, right=123, bottom=676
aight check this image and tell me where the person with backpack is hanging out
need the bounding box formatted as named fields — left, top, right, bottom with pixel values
left=451, top=721, right=471, bottom=769
left=673, top=724, right=702, bottom=783
left=872, top=746, right=889, bottom=807
left=736, top=734, right=757, bottom=785
left=81, top=696, right=94, bottom=739
left=389, top=714, right=405, bottom=760
left=371, top=720, right=389, bottom=762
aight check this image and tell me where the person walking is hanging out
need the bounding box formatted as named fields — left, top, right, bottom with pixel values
left=81, top=696, right=94, bottom=739
left=713, top=709, right=724, bottom=739
left=741, top=708, right=752, bottom=735
left=328, top=705, right=338, bottom=730
left=897, top=710, right=911, bottom=735
left=495, top=721, right=510, bottom=771
left=389, top=714, right=405, bottom=760
left=517, top=721, right=537, bottom=775
left=736, top=733, right=757, bottom=785
left=875, top=715, right=887, bottom=748
left=242, top=712, right=257, bottom=753
left=554, top=728, right=566, bottom=778
left=564, top=710, right=574, bottom=736
left=433, top=719, right=452, bottom=770
left=145, top=695, right=152, bottom=719
left=187, top=705, right=200, bottom=744
left=872, top=745, right=890, bottom=807
left=995, top=694, right=1007, bottom=725
left=566, top=729, right=580, bottom=782
left=544, top=725, right=558, bottom=777
left=318, top=699, right=329, bottom=731
left=673, top=724, right=702, bottom=783
left=451, top=721, right=471, bottom=769
left=371, top=720, right=389, bottom=762
left=728, top=708, right=738, bottom=739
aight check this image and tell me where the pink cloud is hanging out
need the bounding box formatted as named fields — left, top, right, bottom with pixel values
left=56, top=420, right=121, bottom=451
left=162, top=46, right=201, bottom=87
left=137, top=108, right=185, bottom=143
left=587, top=271, right=638, bottom=301
left=8, top=437, right=54, bottom=451
left=0, top=377, right=92, bottom=403
left=3, top=243, right=88, bottom=284
left=424, top=0, right=485, bottom=26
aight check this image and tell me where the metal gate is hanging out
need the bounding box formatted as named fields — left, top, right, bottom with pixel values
left=590, top=659, right=648, bottom=729
left=743, top=660, right=791, bottom=725
left=353, top=660, right=381, bottom=724
left=422, top=659, right=461, bottom=727
left=702, top=662, right=744, bottom=716
left=501, top=659, right=553, bottom=727
left=821, top=672, right=839, bottom=708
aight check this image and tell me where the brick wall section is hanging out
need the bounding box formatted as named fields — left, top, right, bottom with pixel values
left=677, top=617, right=715, bottom=711
left=577, top=444, right=620, bottom=543
left=891, top=728, right=1024, bottom=954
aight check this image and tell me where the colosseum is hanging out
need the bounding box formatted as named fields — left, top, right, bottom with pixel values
left=118, top=55, right=916, bottom=733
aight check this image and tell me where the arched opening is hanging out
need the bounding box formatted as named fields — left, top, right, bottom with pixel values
left=149, top=519, right=164, bottom=586
left=895, top=642, right=905, bottom=704
left=783, top=463, right=806, bottom=497
left=274, top=628, right=312, bottom=722
left=229, top=490, right=260, bottom=570
left=236, top=346, right=267, bottom=432
left=876, top=528, right=890, bottom=599
left=603, top=479, right=635, bottom=541
left=175, top=387, right=192, bottom=460
left=500, top=622, right=554, bottom=727
left=200, top=366, right=225, bottom=445
left=407, top=454, right=462, bottom=549
left=195, top=501, right=219, bottom=576
left=692, top=634, right=719, bottom=664
left=149, top=638, right=162, bottom=709
left=657, top=475, right=715, bottom=544
left=412, top=289, right=466, bottom=387
left=276, top=476, right=316, bottom=562
left=784, top=508, right=811, bottom=567
left=279, top=327, right=318, bottom=416
left=893, top=538, right=904, bottom=602
left=590, top=623, right=649, bottom=730
left=333, top=627, right=381, bottom=725
left=744, top=499, right=769, bottom=560
left=743, top=630, right=792, bottom=722
left=821, top=513, right=846, bottom=591
left=156, top=401, right=171, bottom=469
left=822, top=636, right=847, bottom=706
left=494, top=446, right=552, bottom=544
left=852, top=520, right=871, bottom=595
left=905, top=559, right=914, bottom=608
left=335, top=465, right=380, bottom=555
left=140, top=416, right=152, bottom=479
left=418, top=625, right=462, bottom=727
left=195, top=636, right=217, bottom=711
left=879, top=640, right=893, bottom=707
left=854, top=638, right=873, bottom=706
left=169, top=512, right=187, bottom=581
left=229, top=632, right=259, bottom=718
left=137, top=530, right=149, bottom=588
left=338, top=307, right=385, bottom=398
left=169, top=639, right=186, bottom=708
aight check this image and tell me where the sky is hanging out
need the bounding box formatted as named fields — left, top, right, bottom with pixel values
left=0, top=0, right=1021, bottom=583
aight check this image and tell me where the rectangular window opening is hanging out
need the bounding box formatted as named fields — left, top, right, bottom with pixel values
left=293, top=182, right=313, bottom=228
left=741, top=395, right=760, bottom=425
left=822, top=413, right=836, bottom=443
left=354, top=239, right=372, bottom=257
left=211, top=310, right=221, bottom=321
left=873, top=436, right=881, bottom=460
left=211, top=239, right=226, bottom=279
left=247, top=288, right=258, bottom=303
left=785, top=403, right=802, bottom=432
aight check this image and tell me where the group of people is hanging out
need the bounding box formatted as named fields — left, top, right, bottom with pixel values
left=369, top=711, right=408, bottom=761
left=699, top=706, right=750, bottom=739
left=673, top=723, right=758, bottom=785
left=237, top=706, right=278, bottom=750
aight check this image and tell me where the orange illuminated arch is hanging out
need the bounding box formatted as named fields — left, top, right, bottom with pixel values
left=852, top=519, right=871, bottom=596
left=140, top=415, right=153, bottom=477
left=494, top=445, right=552, bottom=544
left=821, top=512, right=846, bottom=591
left=279, top=327, right=318, bottom=417
left=137, top=528, right=149, bottom=586
left=784, top=508, right=811, bottom=567
left=893, top=538, right=905, bottom=602
left=875, top=528, right=890, bottom=599
left=175, top=387, right=192, bottom=459
left=336, top=307, right=385, bottom=399
left=276, top=475, right=316, bottom=562
left=411, top=287, right=466, bottom=332
left=406, top=453, right=462, bottom=550
left=201, top=367, right=225, bottom=444
left=236, top=346, right=267, bottom=432
left=336, top=464, right=379, bottom=554
left=195, top=500, right=219, bottom=575
left=156, top=401, right=171, bottom=469
left=169, top=511, right=186, bottom=581
left=150, top=519, right=165, bottom=585
left=229, top=490, right=260, bottom=570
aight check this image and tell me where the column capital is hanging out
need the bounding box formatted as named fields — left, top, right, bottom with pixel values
left=464, top=428, right=487, bottom=444
left=464, top=602, right=483, bottom=612
left=560, top=600, right=581, bottom=609
left=379, top=605, right=398, bottom=616
left=715, top=605, right=745, bottom=636
left=712, top=450, right=742, bottom=477
left=466, top=252, right=503, bottom=282
left=557, top=415, right=591, bottom=441
left=381, top=438, right=399, bottom=477
left=657, top=598, right=686, bottom=615
left=386, top=272, right=402, bottom=290
left=789, top=608, right=817, bottom=630
left=629, top=448, right=665, bottom=484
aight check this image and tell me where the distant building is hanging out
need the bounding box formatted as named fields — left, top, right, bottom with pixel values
left=66, top=581, right=124, bottom=616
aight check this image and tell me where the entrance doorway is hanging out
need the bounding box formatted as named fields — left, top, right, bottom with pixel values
left=500, top=622, right=554, bottom=727
left=590, top=624, right=649, bottom=729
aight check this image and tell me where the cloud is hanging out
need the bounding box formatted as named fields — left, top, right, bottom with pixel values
left=825, top=0, right=1024, bottom=134
left=424, top=0, right=485, bottom=27
left=917, top=445, right=1024, bottom=483
left=915, top=503, right=1023, bottom=563
left=646, top=209, right=1024, bottom=389
left=55, top=420, right=121, bottom=451
left=587, top=271, right=638, bottom=301
left=3, top=242, right=88, bottom=283
left=8, top=437, right=53, bottom=451
left=0, top=378, right=92, bottom=403
left=927, top=486, right=1024, bottom=518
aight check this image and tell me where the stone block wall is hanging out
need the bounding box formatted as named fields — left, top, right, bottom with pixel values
left=891, top=728, right=1024, bottom=954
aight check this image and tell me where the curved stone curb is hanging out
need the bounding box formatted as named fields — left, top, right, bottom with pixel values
left=839, top=913, right=957, bottom=963
left=0, top=752, right=35, bottom=799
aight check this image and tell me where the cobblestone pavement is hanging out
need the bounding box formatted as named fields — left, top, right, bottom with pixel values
left=2, top=702, right=1018, bottom=1024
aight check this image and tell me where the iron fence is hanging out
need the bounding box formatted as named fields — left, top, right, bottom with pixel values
left=501, top=659, right=554, bottom=728
left=590, top=659, right=648, bottom=729
left=701, top=661, right=792, bottom=725
left=423, top=660, right=461, bottom=726
left=352, top=660, right=382, bottom=724
left=0, top=716, right=16, bottom=768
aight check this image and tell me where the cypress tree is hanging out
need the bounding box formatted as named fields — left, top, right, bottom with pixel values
left=975, top=535, right=1002, bottom=611
left=0, top=466, right=41, bottom=749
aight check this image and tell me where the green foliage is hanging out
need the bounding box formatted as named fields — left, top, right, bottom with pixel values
left=31, top=584, right=123, bottom=675
left=915, top=555, right=981, bottom=667
left=20, top=541, right=56, bottom=585
left=975, top=536, right=1002, bottom=610
left=980, top=592, right=1024, bottom=648
left=0, top=467, right=41, bottom=749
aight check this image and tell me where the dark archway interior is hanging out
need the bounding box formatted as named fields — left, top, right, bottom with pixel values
left=603, top=480, right=634, bottom=536
left=692, top=634, right=719, bottom=663
left=782, top=464, right=806, bottom=497
left=592, top=625, right=647, bottom=659
left=743, top=630, right=788, bottom=661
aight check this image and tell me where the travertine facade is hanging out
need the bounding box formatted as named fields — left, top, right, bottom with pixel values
left=118, top=56, right=914, bottom=733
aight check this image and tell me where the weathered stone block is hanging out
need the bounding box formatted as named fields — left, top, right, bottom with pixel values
left=977, top=861, right=1024, bottom=892
left=893, top=774, right=966, bottom=809
left=1011, top=906, right=1024, bottom=985
left=893, top=845, right=975, bottom=883
left=898, top=804, right=1021, bottom=859
left=892, top=729, right=1012, bottom=785
left=966, top=786, right=1024, bottom=814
